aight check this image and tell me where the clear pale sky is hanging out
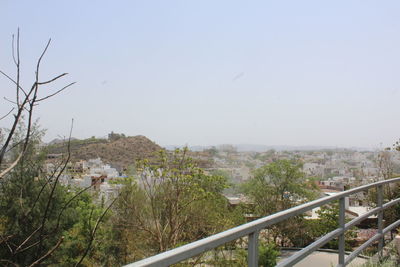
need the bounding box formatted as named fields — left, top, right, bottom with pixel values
left=1, top=1, right=400, bottom=148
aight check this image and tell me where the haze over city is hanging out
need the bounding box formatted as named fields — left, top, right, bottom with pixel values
left=1, top=1, right=400, bottom=148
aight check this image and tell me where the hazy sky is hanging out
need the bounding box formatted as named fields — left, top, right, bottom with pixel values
left=1, top=1, right=400, bottom=148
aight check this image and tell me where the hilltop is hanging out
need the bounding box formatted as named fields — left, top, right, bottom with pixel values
left=46, top=134, right=162, bottom=170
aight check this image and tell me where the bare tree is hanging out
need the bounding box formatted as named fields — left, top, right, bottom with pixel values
left=0, top=29, right=74, bottom=178
left=377, top=150, right=393, bottom=180
left=0, top=29, right=77, bottom=266
left=0, top=30, right=115, bottom=266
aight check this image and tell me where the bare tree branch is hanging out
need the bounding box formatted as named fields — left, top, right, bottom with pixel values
left=14, top=240, right=40, bottom=254
left=0, top=70, right=28, bottom=97
left=0, top=108, right=14, bottom=121
left=12, top=29, right=21, bottom=107
left=36, top=39, right=51, bottom=76
left=0, top=259, right=20, bottom=267
left=14, top=226, right=42, bottom=254
left=28, top=237, right=63, bottom=267
left=36, top=119, right=73, bottom=257
left=0, top=152, right=23, bottom=179
left=11, top=34, right=17, bottom=66
left=0, top=234, right=15, bottom=254
left=0, top=30, right=75, bottom=266
left=0, top=81, right=35, bottom=166
left=37, top=73, right=68, bottom=85
left=36, top=82, right=76, bottom=102
left=53, top=184, right=94, bottom=233
left=3, top=97, right=19, bottom=106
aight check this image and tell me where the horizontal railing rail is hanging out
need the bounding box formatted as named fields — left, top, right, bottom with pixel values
left=124, top=177, right=400, bottom=267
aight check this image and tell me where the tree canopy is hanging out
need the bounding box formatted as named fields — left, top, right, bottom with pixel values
left=106, top=148, right=244, bottom=264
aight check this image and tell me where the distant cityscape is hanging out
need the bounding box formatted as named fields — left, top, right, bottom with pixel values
left=51, top=140, right=398, bottom=232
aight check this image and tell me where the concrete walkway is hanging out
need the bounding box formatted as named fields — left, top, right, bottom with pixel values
left=279, top=250, right=367, bottom=267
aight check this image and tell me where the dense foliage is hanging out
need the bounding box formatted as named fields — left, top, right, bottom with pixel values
left=0, top=126, right=105, bottom=266
left=243, top=159, right=319, bottom=247
left=103, top=148, right=244, bottom=264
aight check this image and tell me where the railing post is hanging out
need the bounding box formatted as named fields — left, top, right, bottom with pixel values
left=338, top=197, right=346, bottom=267
left=377, top=185, right=384, bottom=257
left=248, top=230, right=259, bottom=267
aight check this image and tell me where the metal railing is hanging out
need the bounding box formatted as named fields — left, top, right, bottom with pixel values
left=124, top=177, right=400, bottom=267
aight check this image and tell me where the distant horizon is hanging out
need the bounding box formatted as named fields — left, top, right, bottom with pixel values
left=44, top=133, right=383, bottom=152
left=2, top=1, right=400, bottom=151
left=163, top=143, right=380, bottom=152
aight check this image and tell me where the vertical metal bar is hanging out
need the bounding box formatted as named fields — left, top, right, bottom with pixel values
left=338, top=197, right=346, bottom=267
left=377, top=185, right=384, bottom=257
left=248, top=231, right=259, bottom=267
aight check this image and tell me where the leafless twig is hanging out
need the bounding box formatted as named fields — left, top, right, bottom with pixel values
left=0, top=108, right=14, bottom=121
left=37, top=73, right=68, bottom=85
left=36, top=119, right=74, bottom=257
left=0, top=259, right=20, bottom=267
left=36, top=82, right=76, bottom=102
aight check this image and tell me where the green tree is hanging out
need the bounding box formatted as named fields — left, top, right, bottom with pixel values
left=244, top=159, right=318, bottom=215
left=108, top=148, right=244, bottom=263
left=243, top=159, right=319, bottom=247
left=313, top=204, right=357, bottom=250
left=367, top=150, right=400, bottom=239
left=205, top=146, right=218, bottom=157
left=0, top=31, right=109, bottom=266
left=232, top=242, right=279, bottom=267
left=0, top=129, right=103, bottom=266
left=258, top=242, right=280, bottom=267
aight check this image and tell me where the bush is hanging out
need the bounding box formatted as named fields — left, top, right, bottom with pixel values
left=259, top=242, right=280, bottom=267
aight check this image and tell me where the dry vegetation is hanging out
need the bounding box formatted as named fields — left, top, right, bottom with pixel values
left=46, top=135, right=162, bottom=170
